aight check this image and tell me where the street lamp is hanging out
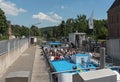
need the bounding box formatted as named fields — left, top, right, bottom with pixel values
left=70, top=20, right=73, bottom=33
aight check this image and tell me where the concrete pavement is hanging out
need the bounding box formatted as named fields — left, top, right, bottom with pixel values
left=31, top=45, right=50, bottom=82
left=0, top=45, right=50, bottom=82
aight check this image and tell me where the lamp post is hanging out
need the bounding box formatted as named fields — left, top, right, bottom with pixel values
left=70, top=20, right=73, bottom=33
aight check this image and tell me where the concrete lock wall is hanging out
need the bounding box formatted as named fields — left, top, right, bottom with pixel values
left=0, top=38, right=29, bottom=77
left=58, top=73, right=73, bottom=82
left=106, top=39, right=120, bottom=60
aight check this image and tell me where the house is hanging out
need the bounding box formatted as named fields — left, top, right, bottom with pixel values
left=107, top=0, right=120, bottom=60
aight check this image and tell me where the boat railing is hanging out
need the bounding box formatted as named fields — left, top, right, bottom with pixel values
left=50, top=67, right=100, bottom=82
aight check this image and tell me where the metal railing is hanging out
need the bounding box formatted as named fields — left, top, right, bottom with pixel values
left=50, top=67, right=99, bottom=82
left=0, top=38, right=29, bottom=55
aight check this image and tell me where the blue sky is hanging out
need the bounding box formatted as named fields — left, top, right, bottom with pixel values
left=0, top=0, right=114, bottom=28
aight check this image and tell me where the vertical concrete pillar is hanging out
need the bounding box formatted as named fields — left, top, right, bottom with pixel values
left=18, top=39, right=20, bottom=56
left=5, top=71, right=30, bottom=82
left=7, top=40, right=10, bottom=67
left=100, top=47, right=106, bottom=69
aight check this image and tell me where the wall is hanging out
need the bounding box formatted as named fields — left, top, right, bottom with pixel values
left=0, top=38, right=29, bottom=77
left=73, top=73, right=84, bottom=82
left=58, top=73, right=73, bottom=82
left=106, top=39, right=120, bottom=60
left=85, top=75, right=116, bottom=82
left=108, top=5, right=120, bottom=38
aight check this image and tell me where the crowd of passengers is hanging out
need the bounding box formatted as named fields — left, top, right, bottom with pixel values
left=44, top=47, right=80, bottom=61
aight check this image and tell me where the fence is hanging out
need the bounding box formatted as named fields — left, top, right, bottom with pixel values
left=0, top=38, right=29, bottom=55
left=0, top=38, right=29, bottom=76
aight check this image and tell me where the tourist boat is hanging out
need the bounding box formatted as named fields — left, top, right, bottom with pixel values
left=41, top=41, right=120, bottom=82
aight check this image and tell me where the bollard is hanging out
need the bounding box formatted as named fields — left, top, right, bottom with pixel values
left=5, top=71, right=30, bottom=82
left=100, top=47, right=105, bottom=69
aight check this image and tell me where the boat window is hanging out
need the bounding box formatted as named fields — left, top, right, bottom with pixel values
left=81, top=58, right=85, bottom=65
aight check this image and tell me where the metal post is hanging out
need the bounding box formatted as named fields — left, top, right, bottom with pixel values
left=100, top=47, right=105, bottom=69
left=51, top=73, right=53, bottom=82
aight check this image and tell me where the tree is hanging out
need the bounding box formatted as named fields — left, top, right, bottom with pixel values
left=40, top=14, right=108, bottom=40
left=12, top=25, right=21, bottom=37
left=20, top=26, right=29, bottom=37
left=0, top=8, right=8, bottom=36
left=30, top=25, right=40, bottom=36
left=57, top=20, right=66, bottom=37
left=94, top=20, right=108, bottom=39
left=75, top=14, right=88, bottom=32
left=66, top=18, right=74, bottom=33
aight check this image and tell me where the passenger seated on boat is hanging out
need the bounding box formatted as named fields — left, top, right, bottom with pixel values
left=54, top=55, right=60, bottom=60
left=49, top=51, right=53, bottom=56
left=50, top=55, right=55, bottom=61
left=44, top=48, right=48, bottom=54
left=60, top=55, right=64, bottom=60
left=89, top=52, right=93, bottom=57
left=54, top=48, right=57, bottom=53
left=65, top=55, right=71, bottom=60
left=60, top=48, right=64, bottom=52
left=65, top=44, right=69, bottom=47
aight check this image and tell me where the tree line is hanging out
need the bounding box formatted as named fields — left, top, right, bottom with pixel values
left=41, top=15, right=108, bottom=41
left=0, top=8, right=108, bottom=40
left=0, top=8, right=41, bottom=40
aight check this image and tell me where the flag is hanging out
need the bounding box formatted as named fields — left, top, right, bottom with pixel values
left=88, top=11, right=94, bottom=29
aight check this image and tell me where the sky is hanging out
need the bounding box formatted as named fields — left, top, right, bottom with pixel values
left=0, top=0, right=114, bottom=28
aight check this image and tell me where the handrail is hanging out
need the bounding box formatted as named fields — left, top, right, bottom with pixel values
left=51, top=67, right=100, bottom=75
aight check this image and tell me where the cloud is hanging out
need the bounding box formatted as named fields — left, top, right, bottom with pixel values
left=0, top=0, right=27, bottom=16
left=52, top=13, right=62, bottom=20
left=32, top=12, right=62, bottom=23
left=61, top=5, right=64, bottom=9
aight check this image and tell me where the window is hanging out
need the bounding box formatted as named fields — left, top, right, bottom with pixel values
left=81, top=58, right=85, bottom=65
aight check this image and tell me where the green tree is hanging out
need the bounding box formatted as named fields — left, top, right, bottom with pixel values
left=39, top=14, right=108, bottom=40
left=0, top=8, right=8, bottom=36
left=31, top=25, right=40, bottom=36
left=66, top=18, right=74, bottom=33
left=58, top=20, right=66, bottom=37
left=20, top=26, right=29, bottom=37
left=12, top=25, right=30, bottom=37
left=94, top=20, right=108, bottom=39
left=12, top=25, right=21, bottom=37
left=75, top=14, right=87, bottom=32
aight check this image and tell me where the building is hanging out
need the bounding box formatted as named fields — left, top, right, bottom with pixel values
left=108, top=0, right=120, bottom=38
left=69, top=32, right=86, bottom=48
left=8, top=21, right=15, bottom=40
left=107, top=0, right=120, bottom=60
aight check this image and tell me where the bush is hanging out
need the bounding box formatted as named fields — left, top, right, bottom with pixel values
left=0, top=36, right=9, bottom=40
